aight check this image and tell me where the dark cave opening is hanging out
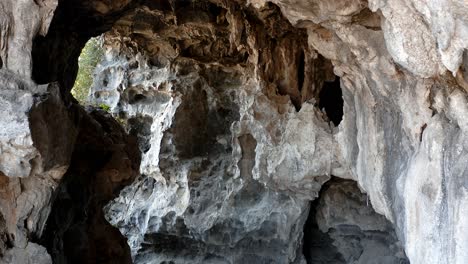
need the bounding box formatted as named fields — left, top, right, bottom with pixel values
left=302, top=180, right=345, bottom=264
left=40, top=108, right=140, bottom=264
left=30, top=4, right=138, bottom=262
left=318, top=77, right=343, bottom=126
left=297, top=50, right=306, bottom=93
left=302, top=178, right=409, bottom=264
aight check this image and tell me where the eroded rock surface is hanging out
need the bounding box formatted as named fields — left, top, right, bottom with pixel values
left=0, top=0, right=467, bottom=263
left=0, top=0, right=139, bottom=263
left=89, top=3, right=339, bottom=263
left=304, top=178, right=408, bottom=264
left=93, top=1, right=467, bottom=264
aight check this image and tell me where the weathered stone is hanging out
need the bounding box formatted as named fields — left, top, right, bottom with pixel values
left=0, top=0, right=58, bottom=77
left=1, top=0, right=468, bottom=263
left=41, top=107, right=140, bottom=264
left=0, top=71, right=74, bottom=263
left=304, top=179, right=408, bottom=264
left=95, top=1, right=467, bottom=263
left=0, top=1, right=139, bottom=263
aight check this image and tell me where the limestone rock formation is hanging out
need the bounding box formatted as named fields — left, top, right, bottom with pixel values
left=304, top=178, right=408, bottom=264
left=0, top=0, right=140, bottom=263
left=0, top=0, right=467, bottom=264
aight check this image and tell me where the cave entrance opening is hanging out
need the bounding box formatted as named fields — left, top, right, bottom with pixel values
left=71, top=37, right=104, bottom=105
left=302, top=177, right=409, bottom=264
left=318, top=76, right=343, bottom=126
left=302, top=178, right=346, bottom=264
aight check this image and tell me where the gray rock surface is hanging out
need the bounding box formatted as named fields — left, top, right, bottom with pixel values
left=0, top=1, right=66, bottom=262
left=87, top=1, right=391, bottom=263
left=0, top=1, right=138, bottom=263
left=305, top=179, right=408, bottom=264
left=1, top=242, right=52, bottom=264
left=0, top=0, right=57, bottom=77
left=94, top=1, right=467, bottom=264
left=0, top=0, right=467, bottom=263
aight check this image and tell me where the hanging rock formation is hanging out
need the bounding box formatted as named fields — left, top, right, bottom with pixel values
left=0, top=0, right=468, bottom=263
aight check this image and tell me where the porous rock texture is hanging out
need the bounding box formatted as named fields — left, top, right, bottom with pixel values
left=304, top=178, right=408, bottom=264
left=0, top=0, right=140, bottom=263
left=92, top=3, right=339, bottom=263
left=0, top=0, right=468, bottom=264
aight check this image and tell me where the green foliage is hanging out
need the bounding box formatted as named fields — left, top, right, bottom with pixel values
left=99, top=103, right=111, bottom=112
left=71, top=37, right=104, bottom=104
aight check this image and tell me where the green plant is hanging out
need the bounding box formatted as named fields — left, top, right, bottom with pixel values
left=71, top=37, right=104, bottom=104
left=99, top=103, right=111, bottom=112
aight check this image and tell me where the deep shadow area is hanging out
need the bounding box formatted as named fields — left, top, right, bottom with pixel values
left=40, top=108, right=140, bottom=264
left=29, top=2, right=143, bottom=263
left=303, top=180, right=346, bottom=264
left=303, top=178, right=409, bottom=264
left=319, top=77, right=343, bottom=126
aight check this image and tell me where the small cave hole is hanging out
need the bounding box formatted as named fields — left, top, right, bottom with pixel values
left=303, top=182, right=345, bottom=264
left=302, top=178, right=409, bottom=264
left=5, top=233, right=14, bottom=249
left=128, top=116, right=153, bottom=153
left=70, top=37, right=104, bottom=105
left=129, top=60, right=139, bottom=69
left=129, top=93, right=147, bottom=104
left=149, top=56, right=165, bottom=68
left=318, top=77, right=343, bottom=126
left=102, top=76, right=109, bottom=87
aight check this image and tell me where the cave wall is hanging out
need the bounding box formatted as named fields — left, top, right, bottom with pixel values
left=91, top=2, right=338, bottom=262
left=0, top=1, right=67, bottom=262
left=304, top=178, right=408, bottom=264
left=0, top=1, right=140, bottom=263
left=0, top=0, right=467, bottom=263
left=92, top=1, right=468, bottom=263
